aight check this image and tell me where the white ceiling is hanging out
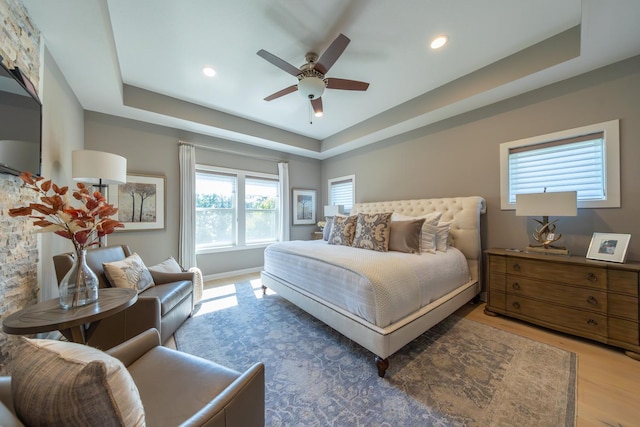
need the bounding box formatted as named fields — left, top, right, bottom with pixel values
left=21, top=0, right=640, bottom=159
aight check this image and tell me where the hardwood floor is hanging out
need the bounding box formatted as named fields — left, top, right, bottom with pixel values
left=457, top=302, right=640, bottom=427
left=180, top=273, right=640, bottom=427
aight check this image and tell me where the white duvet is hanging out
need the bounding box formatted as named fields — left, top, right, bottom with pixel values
left=263, top=240, right=471, bottom=328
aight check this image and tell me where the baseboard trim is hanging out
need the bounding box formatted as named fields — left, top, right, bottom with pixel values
left=202, top=266, right=263, bottom=283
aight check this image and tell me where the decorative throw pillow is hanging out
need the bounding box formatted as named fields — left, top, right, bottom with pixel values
left=322, top=217, right=334, bottom=241
left=148, top=256, right=184, bottom=273
left=436, top=221, right=452, bottom=252
left=103, top=253, right=155, bottom=293
left=328, top=215, right=357, bottom=246
left=389, top=218, right=426, bottom=253
left=392, top=211, right=442, bottom=253
left=11, top=337, right=145, bottom=427
left=352, top=212, right=393, bottom=252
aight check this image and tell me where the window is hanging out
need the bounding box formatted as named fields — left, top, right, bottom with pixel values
left=328, top=175, right=355, bottom=214
left=500, top=120, right=620, bottom=209
left=196, top=166, right=279, bottom=251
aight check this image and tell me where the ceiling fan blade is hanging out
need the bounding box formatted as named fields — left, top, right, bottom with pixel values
left=326, top=78, right=369, bottom=91
left=264, top=85, right=298, bottom=101
left=257, top=49, right=301, bottom=77
left=315, top=33, right=350, bottom=75
left=311, top=97, right=323, bottom=116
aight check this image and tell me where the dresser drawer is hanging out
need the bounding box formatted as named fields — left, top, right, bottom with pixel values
left=608, top=269, right=639, bottom=296
left=488, top=254, right=506, bottom=273
left=608, top=293, right=639, bottom=322
left=506, top=276, right=607, bottom=314
left=505, top=257, right=606, bottom=289
left=609, top=317, right=640, bottom=346
left=506, top=295, right=607, bottom=339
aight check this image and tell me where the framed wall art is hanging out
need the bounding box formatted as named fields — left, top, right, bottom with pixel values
left=586, top=232, right=631, bottom=263
left=292, top=189, right=316, bottom=225
left=108, top=174, right=165, bottom=231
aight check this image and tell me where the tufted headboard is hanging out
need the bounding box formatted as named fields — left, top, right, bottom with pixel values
left=352, top=196, right=487, bottom=282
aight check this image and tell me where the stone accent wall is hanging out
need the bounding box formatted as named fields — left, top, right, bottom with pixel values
left=0, top=0, right=40, bottom=88
left=0, top=0, right=41, bottom=376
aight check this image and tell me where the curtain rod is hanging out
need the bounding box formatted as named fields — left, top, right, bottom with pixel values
left=179, top=140, right=287, bottom=163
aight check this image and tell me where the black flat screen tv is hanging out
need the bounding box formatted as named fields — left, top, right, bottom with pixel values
left=0, top=57, right=42, bottom=176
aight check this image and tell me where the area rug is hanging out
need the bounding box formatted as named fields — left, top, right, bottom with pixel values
left=175, top=280, right=577, bottom=426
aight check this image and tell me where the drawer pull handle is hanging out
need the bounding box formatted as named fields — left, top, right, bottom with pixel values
left=587, top=273, right=598, bottom=282
left=512, top=282, right=520, bottom=290
left=587, top=296, right=598, bottom=305
left=512, top=263, right=520, bottom=271
left=587, top=319, right=598, bottom=326
left=512, top=301, right=520, bottom=309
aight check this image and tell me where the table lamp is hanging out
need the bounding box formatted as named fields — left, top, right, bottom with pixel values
left=516, top=190, right=577, bottom=255
left=72, top=150, right=127, bottom=246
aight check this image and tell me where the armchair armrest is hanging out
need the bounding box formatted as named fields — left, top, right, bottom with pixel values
left=106, top=328, right=161, bottom=367
left=0, top=377, right=23, bottom=427
left=150, top=270, right=195, bottom=286
left=179, top=362, right=265, bottom=427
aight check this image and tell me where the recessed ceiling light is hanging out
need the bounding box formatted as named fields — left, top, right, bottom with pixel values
left=430, top=35, right=448, bottom=50
left=202, top=66, right=216, bottom=77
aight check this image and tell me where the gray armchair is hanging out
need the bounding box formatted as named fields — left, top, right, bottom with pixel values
left=54, top=245, right=194, bottom=349
left=0, top=329, right=265, bottom=427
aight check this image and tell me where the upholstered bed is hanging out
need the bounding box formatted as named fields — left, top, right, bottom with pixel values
left=261, top=196, right=486, bottom=377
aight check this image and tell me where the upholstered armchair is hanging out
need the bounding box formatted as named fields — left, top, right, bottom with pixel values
left=53, top=245, right=194, bottom=349
left=0, top=329, right=265, bottom=426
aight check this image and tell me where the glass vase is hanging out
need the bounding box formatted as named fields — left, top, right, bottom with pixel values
left=59, top=249, right=99, bottom=309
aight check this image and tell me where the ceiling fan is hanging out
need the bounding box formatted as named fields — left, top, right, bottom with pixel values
left=257, top=33, right=369, bottom=117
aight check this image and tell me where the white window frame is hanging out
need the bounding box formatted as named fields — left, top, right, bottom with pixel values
left=328, top=174, right=355, bottom=214
left=196, top=165, right=280, bottom=253
left=500, top=120, right=620, bottom=210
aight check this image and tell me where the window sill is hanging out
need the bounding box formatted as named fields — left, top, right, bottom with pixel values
left=196, top=242, right=273, bottom=255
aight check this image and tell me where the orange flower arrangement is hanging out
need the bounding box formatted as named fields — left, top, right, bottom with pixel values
left=8, top=171, right=124, bottom=251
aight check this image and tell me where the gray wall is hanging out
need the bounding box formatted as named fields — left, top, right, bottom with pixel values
left=322, top=56, right=640, bottom=261
left=84, top=112, right=321, bottom=275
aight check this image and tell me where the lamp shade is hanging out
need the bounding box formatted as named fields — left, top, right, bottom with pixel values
left=72, top=150, right=127, bottom=184
left=324, top=205, right=343, bottom=217
left=515, top=191, right=577, bottom=217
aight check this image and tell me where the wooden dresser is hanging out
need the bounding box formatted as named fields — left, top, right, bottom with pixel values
left=485, top=248, right=640, bottom=360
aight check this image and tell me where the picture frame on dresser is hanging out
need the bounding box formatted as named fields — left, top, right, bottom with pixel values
left=586, top=232, right=631, bottom=263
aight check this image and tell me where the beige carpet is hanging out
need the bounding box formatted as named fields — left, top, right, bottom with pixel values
left=176, top=280, right=576, bottom=426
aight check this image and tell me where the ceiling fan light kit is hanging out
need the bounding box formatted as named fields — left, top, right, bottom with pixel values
left=257, top=33, right=369, bottom=119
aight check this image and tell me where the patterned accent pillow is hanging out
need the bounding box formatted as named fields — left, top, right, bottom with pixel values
left=352, top=212, right=393, bottom=252
left=103, top=253, right=155, bottom=293
left=12, top=338, right=145, bottom=427
left=328, top=215, right=357, bottom=246
left=389, top=218, right=426, bottom=253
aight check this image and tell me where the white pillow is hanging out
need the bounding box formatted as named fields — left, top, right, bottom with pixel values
left=436, top=221, right=452, bottom=252
left=148, top=256, right=184, bottom=273
left=392, top=212, right=442, bottom=253
left=103, top=253, right=155, bottom=293
left=12, top=338, right=145, bottom=427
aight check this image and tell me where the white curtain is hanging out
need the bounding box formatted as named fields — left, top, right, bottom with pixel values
left=278, top=162, right=290, bottom=241
left=179, top=142, right=197, bottom=268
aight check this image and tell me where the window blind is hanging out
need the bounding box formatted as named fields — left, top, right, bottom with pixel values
left=330, top=178, right=353, bottom=212
left=508, top=132, right=605, bottom=203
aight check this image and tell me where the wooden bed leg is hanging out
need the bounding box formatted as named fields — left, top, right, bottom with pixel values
left=261, top=284, right=267, bottom=295
left=375, top=356, right=389, bottom=378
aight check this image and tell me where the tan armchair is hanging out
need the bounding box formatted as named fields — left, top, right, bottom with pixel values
left=54, top=245, right=194, bottom=349
left=0, top=329, right=265, bottom=427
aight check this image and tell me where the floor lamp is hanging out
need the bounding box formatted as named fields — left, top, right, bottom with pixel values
left=72, top=150, right=127, bottom=246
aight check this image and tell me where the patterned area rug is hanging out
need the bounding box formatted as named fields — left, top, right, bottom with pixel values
left=175, top=280, right=576, bottom=426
